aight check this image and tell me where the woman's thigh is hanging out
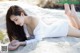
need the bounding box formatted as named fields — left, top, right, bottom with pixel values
left=67, top=24, right=80, bottom=37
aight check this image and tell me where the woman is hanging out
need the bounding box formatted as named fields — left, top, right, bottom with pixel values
left=6, top=4, right=80, bottom=50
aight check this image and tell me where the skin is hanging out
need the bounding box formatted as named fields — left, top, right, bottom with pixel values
left=8, top=4, right=80, bottom=50
left=8, top=13, right=39, bottom=50
left=64, top=4, right=80, bottom=29
left=64, top=4, right=80, bottom=37
left=8, top=40, right=20, bottom=50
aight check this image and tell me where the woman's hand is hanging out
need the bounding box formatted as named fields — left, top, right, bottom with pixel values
left=8, top=40, right=26, bottom=50
left=10, top=40, right=20, bottom=46
left=8, top=40, right=21, bottom=50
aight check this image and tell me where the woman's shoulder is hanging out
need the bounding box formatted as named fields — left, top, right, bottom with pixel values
left=29, top=16, right=40, bottom=22
left=28, top=16, right=39, bottom=28
left=29, top=15, right=38, bottom=19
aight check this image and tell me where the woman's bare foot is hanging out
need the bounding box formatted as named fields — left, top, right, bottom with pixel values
left=64, top=3, right=79, bottom=29
left=64, top=3, right=72, bottom=17
left=64, top=4, right=77, bottom=18
left=71, top=4, right=77, bottom=17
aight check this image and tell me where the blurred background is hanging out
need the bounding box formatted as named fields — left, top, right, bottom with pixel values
left=0, top=0, right=80, bottom=11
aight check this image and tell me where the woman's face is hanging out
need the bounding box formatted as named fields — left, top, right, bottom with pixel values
left=10, top=15, right=24, bottom=26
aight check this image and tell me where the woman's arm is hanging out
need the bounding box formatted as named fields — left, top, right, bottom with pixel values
left=8, top=40, right=21, bottom=50
left=25, top=38, right=39, bottom=44
left=8, top=43, right=20, bottom=50
left=8, top=37, right=40, bottom=50
left=10, top=39, right=38, bottom=46
left=19, top=38, right=39, bottom=46
left=19, top=41, right=26, bottom=46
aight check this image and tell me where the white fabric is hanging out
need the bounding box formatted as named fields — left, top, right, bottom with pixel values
left=33, top=18, right=69, bottom=40
left=26, top=38, right=39, bottom=44
left=24, top=25, right=39, bottom=44
left=23, top=24, right=30, bottom=38
left=26, top=19, right=69, bottom=44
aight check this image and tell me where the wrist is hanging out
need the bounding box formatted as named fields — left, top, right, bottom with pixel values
left=19, top=41, right=26, bottom=46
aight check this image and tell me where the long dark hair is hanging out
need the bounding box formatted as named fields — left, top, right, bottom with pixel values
left=6, top=5, right=27, bottom=42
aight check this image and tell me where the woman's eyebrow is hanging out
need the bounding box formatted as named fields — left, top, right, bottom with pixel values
left=14, top=18, right=17, bottom=20
left=11, top=18, right=16, bottom=21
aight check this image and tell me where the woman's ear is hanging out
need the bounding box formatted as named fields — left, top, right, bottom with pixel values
left=21, top=12, right=24, bottom=16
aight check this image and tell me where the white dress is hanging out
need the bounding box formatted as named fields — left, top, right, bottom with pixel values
left=26, top=18, right=69, bottom=44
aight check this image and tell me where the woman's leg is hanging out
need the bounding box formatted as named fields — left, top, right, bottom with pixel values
left=67, top=25, right=80, bottom=37
left=64, top=4, right=80, bottom=29
left=71, top=4, right=80, bottom=29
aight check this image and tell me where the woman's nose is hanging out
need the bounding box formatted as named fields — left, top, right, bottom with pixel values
left=15, top=22, right=19, bottom=25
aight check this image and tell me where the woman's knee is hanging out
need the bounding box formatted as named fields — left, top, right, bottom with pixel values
left=67, top=25, right=80, bottom=37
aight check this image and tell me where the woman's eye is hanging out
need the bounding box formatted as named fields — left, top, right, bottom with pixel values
left=14, top=19, right=18, bottom=21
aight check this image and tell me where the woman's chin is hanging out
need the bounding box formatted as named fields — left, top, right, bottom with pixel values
left=20, top=24, right=23, bottom=26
